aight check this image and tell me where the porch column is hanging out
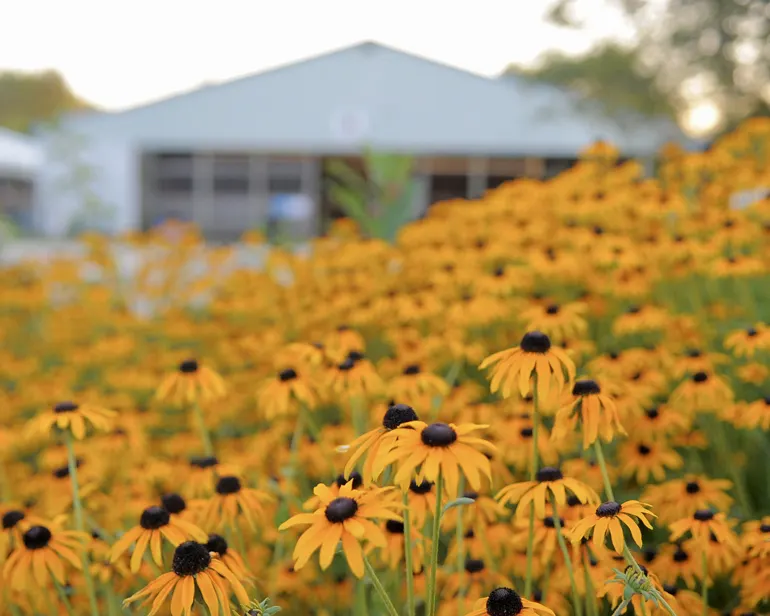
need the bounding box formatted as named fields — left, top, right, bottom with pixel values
left=192, top=152, right=214, bottom=231
left=467, top=157, right=488, bottom=198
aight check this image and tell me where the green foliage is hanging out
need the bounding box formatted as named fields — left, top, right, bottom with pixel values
left=0, top=70, right=93, bottom=133
left=545, top=0, right=770, bottom=131
left=507, top=43, right=675, bottom=121
left=325, top=149, right=415, bottom=243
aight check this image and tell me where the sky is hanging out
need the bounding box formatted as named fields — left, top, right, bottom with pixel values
left=0, top=0, right=633, bottom=110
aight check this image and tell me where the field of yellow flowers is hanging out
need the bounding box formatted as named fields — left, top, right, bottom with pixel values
left=2, top=118, right=770, bottom=616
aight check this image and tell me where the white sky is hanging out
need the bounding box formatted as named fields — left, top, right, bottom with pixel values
left=1, top=0, right=632, bottom=110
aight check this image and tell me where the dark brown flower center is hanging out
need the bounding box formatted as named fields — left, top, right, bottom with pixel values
left=746, top=327, right=758, bottom=337
left=520, top=331, right=551, bottom=354
left=403, top=364, right=421, bottom=375
left=279, top=368, right=297, bottom=381
left=692, top=371, right=708, bottom=383
left=215, top=476, right=241, bottom=495
left=172, top=541, right=211, bottom=576
left=205, top=534, right=228, bottom=556
left=545, top=304, right=560, bottom=315
left=645, top=407, right=659, bottom=419
left=596, top=501, right=621, bottom=518
left=409, top=479, right=433, bottom=494
left=2, top=510, right=25, bottom=529
left=140, top=506, right=170, bottom=530
left=385, top=520, right=404, bottom=534
left=325, top=497, right=358, bottom=523
left=161, top=493, right=186, bottom=514
left=637, top=444, right=652, bottom=455
left=760, top=524, right=770, bottom=533
left=23, top=525, right=52, bottom=550
left=383, top=404, right=418, bottom=430
left=421, top=423, right=457, bottom=447
left=336, top=472, right=363, bottom=490
left=486, top=587, right=524, bottom=616
left=572, top=379, right=600, bottom=396
left=179, top=359, right=199, bottom=374
left=520, top=427, right=533, bottom=438
left=536, top=467, right=563, bottom=482
left=685, top=481, right=700, bottom=494
left=190, top=455, right=218, bottom=468
left=54, top=401, right=79, bottom=414
left=694, top=509, right=714, bottom=521
left=673, top=547, right=689, bottom=562
left=464, top=558, right=485, bottom=573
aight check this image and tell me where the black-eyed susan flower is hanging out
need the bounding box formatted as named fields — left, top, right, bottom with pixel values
left=278, top=480, right=400, bottom=578
left=303, top=472, right=364, bottom=510
left=325, top=351, right=383, bottom=398
left=3, top=524, right=88, bottom=589
left=669, top=371, right=733, bottom=413
left=342, top=403, right=419, bottom=482
left=569, top=500, right=656, bottom=553
left=669, top=510, right=739, bottom=548
left=256, top=367, right=317, bottom=419
left=520, top=302, right=587, bottom=342
left=479, top=331, right=575, bottom=401
left=618, top=439, right=683, bottom=484
left=110, top=505, right=208, bottom=572
left=0, top=508, right=47, bottom=564
left=204, top=533, right=251, bottom=580
left=406, top=479, right=436, bottom=529
left=388, top=364, right=449, bottom=405
left=123, top=540, right=250, bottom=616
left=384, top=421, right=496, bottom=496
left=641, top=475, right=733, bottom=524
left=724, top=323, right=770, bottom=357
left=199, top=475, right=273, bottom=532
left=464, top=586, right=555, bottom=616
left=369, top=518, right=425, bottom=572
left=25, top=400, right=116, bottom=440
left=552, top=379, right=626, bottom=449
left=496, top=467, right=599, bottom=519
left=156, top=359, right=226, bottom=404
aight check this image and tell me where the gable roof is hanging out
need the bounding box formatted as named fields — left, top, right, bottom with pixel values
left=56, top=41, right=687, bottom=157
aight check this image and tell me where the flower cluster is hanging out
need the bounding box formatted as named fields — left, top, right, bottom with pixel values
left=1, top=118, right=770, bottom=615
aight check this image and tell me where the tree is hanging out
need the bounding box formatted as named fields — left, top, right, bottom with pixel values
left=545, top=0, right=770, bottom=132
left=507, top=43, right=675, bottom=120
left=0, top=70, right=93, bottom=133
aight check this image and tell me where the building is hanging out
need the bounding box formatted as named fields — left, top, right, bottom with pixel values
left=0, top=128, right=42, bottom=232
left=34, top=41, right=688, bottom=241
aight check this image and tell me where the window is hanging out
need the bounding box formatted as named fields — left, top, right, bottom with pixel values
left=545, top=158, right=577, bottom=177
left=213, top=155, right=249, bottom=195
left=155, top=152, right=194, bottom=194
left=430, top=175, right=468, bottom=203
left=268, top=160, right=303, bottom=194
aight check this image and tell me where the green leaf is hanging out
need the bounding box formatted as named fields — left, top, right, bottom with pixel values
left=441, top=497, right=476, bottom=516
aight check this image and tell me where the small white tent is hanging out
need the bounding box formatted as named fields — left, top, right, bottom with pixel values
left=0, top=128, right=42, bottom=177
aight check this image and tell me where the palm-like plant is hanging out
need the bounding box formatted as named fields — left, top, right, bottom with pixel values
left=325, top=149, right=415, bottom=243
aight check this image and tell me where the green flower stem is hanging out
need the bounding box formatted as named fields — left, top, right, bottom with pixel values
left=550, top=494, right=583, bottom=616
left=525, top=373, right=541, bottom=598
left=363, top=554, right=401, bottom=616
left=426, top=470, right=444, bottom=616
left=583, top=563, right=598, bottom=616
left=708, top=416, right=752, bottom=516
left=456, top=476, right=466, bottom=616
left=611, top=599, right=631, bottom=616
left=191, top=400, right=214, bottom=456
left=355, top=576, right=370, bottom=616
left=701, top=549, right=708, bottom=616
left=52, top=579, right=76, bottom=616
left=64, top=432, right=100, bottom=616
left=402, top=491, right=416, bottom=616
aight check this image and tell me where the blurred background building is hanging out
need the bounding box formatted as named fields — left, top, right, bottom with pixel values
left=30, top=42, right=685, bottom=242
left=0, top=128, right=41, bottom=233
